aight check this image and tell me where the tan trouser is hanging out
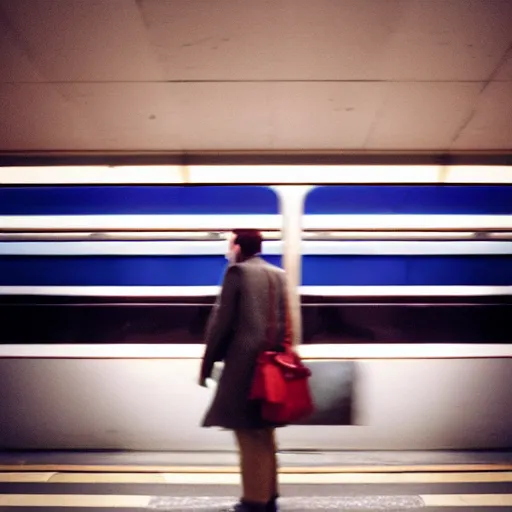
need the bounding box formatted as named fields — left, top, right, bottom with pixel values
left=234, top=428, right=278, bottom=503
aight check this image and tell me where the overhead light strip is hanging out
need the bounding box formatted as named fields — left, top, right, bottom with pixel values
left=0, top=214, right=281, bottom=231
left=303, top=231, right=512, bottom=240
left=0, top=240, right=509, bottom=256
left=1, top=231, right=509, bottom=242
left=0, top=165, right=511, bottom=184
left=0, top=285, right=510, bottom=298
left=0, top=231, right=282, bottom=241
left=303, top=215, right=512, bottom=231
left=0, top=240, right=284, bottom=256
left=0, top=214, right=509, bottom=232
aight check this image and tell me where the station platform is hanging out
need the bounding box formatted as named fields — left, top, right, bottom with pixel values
left=1, top=450, right=512, bottom=473
left=0, top=451, right=511, bottom=510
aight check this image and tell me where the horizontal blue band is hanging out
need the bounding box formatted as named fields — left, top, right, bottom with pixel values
left=1, top=254, right=509, bottom=287
left=302, top=255, right=512, bottom=286
left=0, top=255, right=281, bottom=286
left=0, top=185, right=279, bottom=215
left=305, top=185, right=512, bottom=214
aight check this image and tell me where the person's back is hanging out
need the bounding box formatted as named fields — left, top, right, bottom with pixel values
left=199, top=230, right=288, bottom=512
left=202, top=256, right=288, bottom=430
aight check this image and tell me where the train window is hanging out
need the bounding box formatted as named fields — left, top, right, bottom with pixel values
left=0, top=229, right=283, bottom=345
left=0, top=184, right=282, bottom=232
left=301, top=184, right=512, bottom=344
left=303, top=185, right=512, bottom=232
left=0, top=234, right=282, bottom=345
left=300, top=238, right=511, bottom=344
left=0, top=185, right=279, bottom=216
left=0, top=185, right=282, bottom=344
left=0, top=297, right=214, bottom=344
left=304, top=184, right=512, bottom=216
left=300, top=302, right=512, bottom=344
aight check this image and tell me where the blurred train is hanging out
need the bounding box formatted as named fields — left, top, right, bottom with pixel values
left=0, top=165, right=511, bottom=451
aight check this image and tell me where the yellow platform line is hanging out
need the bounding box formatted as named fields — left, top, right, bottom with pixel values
left=0, top=473, right=57, bottom=483
left=0, top=494, right=512, bottom=508
left=1, top=463, right=512, bottom=474
left=0, top=494, right=152, bottom=508
left=2, top=470, right=512, bottom=485
left=48, top=470, right=512, bottom=485
left=422, top=494, right=512, bottom=507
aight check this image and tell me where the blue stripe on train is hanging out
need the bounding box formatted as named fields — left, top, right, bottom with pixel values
left=302, top=255, right=512, bottom=286
left=305, top=185, right=512, bottom=215
left=0, top=255, right=282, bottom=286
left=0, top=186, right=279, bottom=215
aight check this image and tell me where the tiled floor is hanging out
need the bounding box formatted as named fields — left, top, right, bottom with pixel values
left=1, top=452, right=512, bottom=510
left=0, top=468, right=511, bottom=510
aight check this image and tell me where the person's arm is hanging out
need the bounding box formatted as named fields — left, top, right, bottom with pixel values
left=199, top=265, right=241, bottom=386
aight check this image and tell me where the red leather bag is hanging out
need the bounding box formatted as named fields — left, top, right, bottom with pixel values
left=249, top=272, right=314, bottom=424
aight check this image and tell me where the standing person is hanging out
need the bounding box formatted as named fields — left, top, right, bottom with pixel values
left=199, top=229, right=291, bottom=512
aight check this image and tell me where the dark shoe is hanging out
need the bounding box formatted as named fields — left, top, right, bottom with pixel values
left=222, top=500, right=267, bottom=512
left=266, top=494, right=279, bottom=512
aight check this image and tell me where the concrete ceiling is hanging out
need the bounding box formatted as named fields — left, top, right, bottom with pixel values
left=0, top=0, right=511, bottom=154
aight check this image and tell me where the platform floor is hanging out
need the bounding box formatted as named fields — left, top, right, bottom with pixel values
left=1, top=450, right=512, bottom=471
left=1, top=471, right=512, bottom=510
left=0, top=451, right=512, bottom=510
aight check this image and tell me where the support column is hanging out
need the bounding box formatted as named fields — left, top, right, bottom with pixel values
left=273, top=185, right=311, bottom=346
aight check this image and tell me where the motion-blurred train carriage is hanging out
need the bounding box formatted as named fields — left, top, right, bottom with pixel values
left=0, top=165, right=511, bottom=451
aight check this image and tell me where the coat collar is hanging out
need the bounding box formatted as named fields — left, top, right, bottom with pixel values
left=243, top=254, right=264, bottom=264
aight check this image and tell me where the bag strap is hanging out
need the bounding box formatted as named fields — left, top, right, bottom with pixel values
left=283, top=286, right=293, bottom=349
left=264, top=270, right=293, bottom=351
left=264, top=271, right=277, bottom=351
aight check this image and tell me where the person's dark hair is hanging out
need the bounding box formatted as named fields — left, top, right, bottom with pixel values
left=232, top=229, right=262, bottom=258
